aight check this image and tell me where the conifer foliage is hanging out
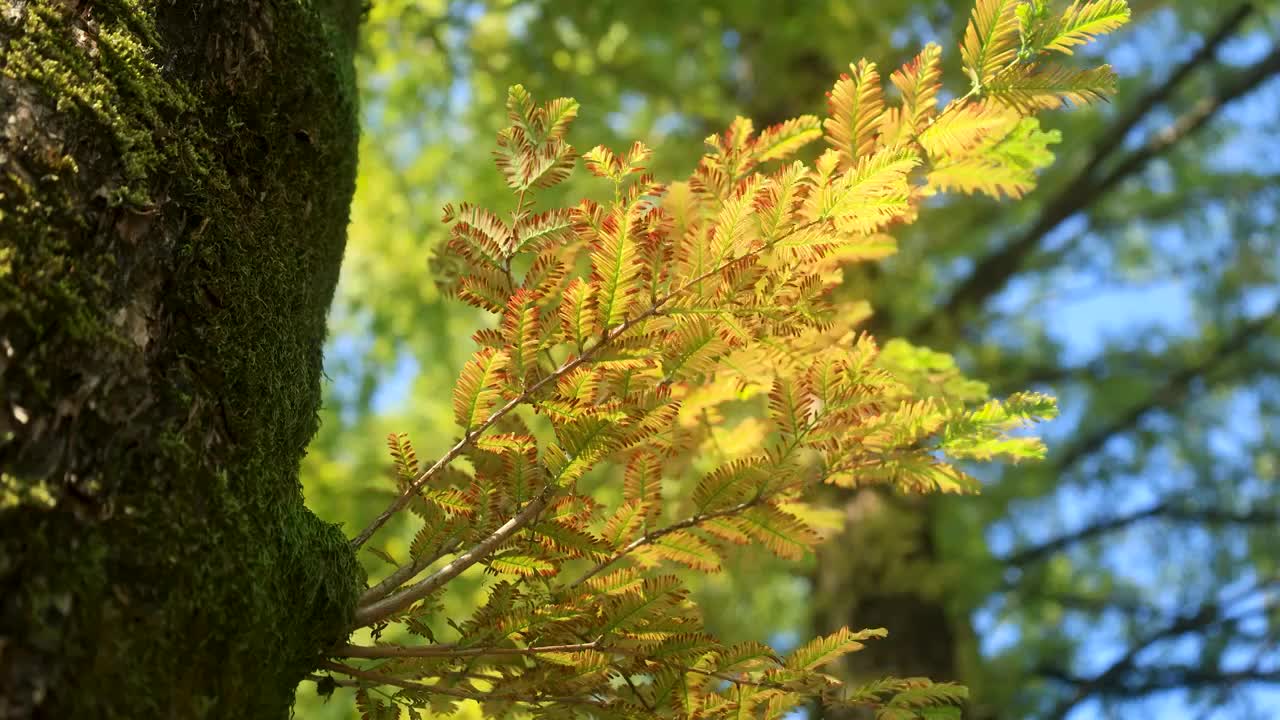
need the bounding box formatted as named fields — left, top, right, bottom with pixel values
left=330, top=2, right=1127, bottom=717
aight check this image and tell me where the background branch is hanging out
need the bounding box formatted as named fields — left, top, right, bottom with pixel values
left=903, top=8, right=1275, bottom=342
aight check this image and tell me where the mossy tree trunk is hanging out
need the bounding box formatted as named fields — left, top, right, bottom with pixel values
left=0, top=1, right=365, bottom=717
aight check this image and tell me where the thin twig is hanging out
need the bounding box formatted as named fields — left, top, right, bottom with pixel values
left=339, top=639, right=600, bottom=659
left=1043, top=579, right=1277, bottom=719
left=319, top=660, right=604, bottom=706
left=358, top=540, right=461, bottom=607
left=1003, top=500, right=1280, bottom=567
left=354, top=488, right=555, bottom=626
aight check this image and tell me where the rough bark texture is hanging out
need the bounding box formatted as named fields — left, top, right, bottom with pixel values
left=0, top=1, right=364, bottom=717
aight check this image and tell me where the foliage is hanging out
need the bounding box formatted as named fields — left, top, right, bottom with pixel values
left=321, top=3, right=1125, bottom=717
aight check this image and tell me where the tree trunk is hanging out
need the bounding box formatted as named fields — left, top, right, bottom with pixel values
left=812, top=490, right=974, bottom=719
left=0, top=1, right=364, bottom=717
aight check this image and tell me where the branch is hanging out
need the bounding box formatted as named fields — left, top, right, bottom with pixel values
left=1047, top=311, right=1277, bottom=476
left=338, top=639, right=600, bottom=659
left=1003, top=500, right=1280, bottom=567
left=1073, top=3, right=1255, bottom=186
left=353, top=488, right=554, bottom=626
left=1110, top=667, right=1280, bottom=695
left=358, top=539, right=461, bottom=607
left=350, top=216, right=833, bottom=624
left=318, top=660, right=604, bottom=706
left=906, top=8, right=1274, bottom=342
left=1042, top=665, right=1280, bottom=716
left=1043, top=581, right=1276, bottom=719
left=318, top=660, right=493, bottom=701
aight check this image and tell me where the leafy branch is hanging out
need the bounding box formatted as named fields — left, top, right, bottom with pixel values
left=332, top=4, right=1130, bottom=717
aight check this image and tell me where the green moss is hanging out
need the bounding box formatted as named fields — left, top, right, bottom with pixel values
left=0, top=1, right=365, bottom=717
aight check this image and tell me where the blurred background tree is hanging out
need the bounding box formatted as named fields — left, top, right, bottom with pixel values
left=296, top=1, right=1280, bottom=718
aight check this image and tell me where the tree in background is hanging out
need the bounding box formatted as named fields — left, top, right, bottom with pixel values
left=298, top=1, right=1279, bottom=718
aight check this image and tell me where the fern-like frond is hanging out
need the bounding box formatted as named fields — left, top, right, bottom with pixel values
left=715, top=640, right=783, bottom=674
left=870, top=454, right=975, bottom=494
left=501, top=289, right=546, bottom=386
left=785, top=627, right=887, bottom=671
left=841, top=677, right=968, bottom=719
left=546, top=417, right=619, bottom=485
left=495, top=124, right=578, bottom=192
left=661, top=317, right=731, bottom=383
left=473, top=432, right=537, bottom=456
left=986, top=64, right=1118, bottom=111
left=601, top=498, right=646, bottom=545
left=488, top=552, right=558, bottom=578
left=540, top=96, right=581, bottom=140
left=584, top=141, right=653, bottom=182
left=443, top=201, right=510, bottom=267
left=624, top=451, right=663, bottom=524
left=1028, top=0, right=1131, bottom=56
left=505, top=84, right=536, bottom=132
left=423, top=486, right=477, bottom=518
left=587, top=200, right=646, bottom=329
left=692, top=458, right=764, bottom=513
left=521, top=249, right=569, bottom=299
left=824, top=60, right=885, bottom=169
left=733, top=505, right=820, bottom=560
left=711, top=175, right=765, bottom=262
left=939, top=391, right=1058, bottom=461
left=584, top=567, right=646, bottom=597
left=513, top=209, right=574, bottom=256
left=755, top=115, right=824, bottom=163
left=812, top=147, right=918, bottom=232
left=888, top=43, right=944, bottom=141
left=961, top=0, right=1020, bottom=87
left=769, top=377, right=809, bottom=441
left=595, top=576, right=684, bottom=635
left=386, top=432, right=419, bottom=482
left=558, top=278, right=597, bottom=349
left=756, top=161, right=809, bottom=242
left=918, top=100, right=1021, bottom=159
left=926, top=116, right=1060, bottom=199
left=457, top=266, right=513, bottom=314
left=653, top=530, right=721, bottom=572
left=453, top=348, right=507, bottom=431
left=531, top=520, right=610, bottom=560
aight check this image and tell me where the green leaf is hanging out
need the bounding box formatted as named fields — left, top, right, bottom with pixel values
left=888, top=43, right=944, bottom=138
left=1029, top=0, right=1131, bottom=57
left=961, top=0, right=1020, bottom=87
left=927, top=116, right=1060, bottom=199
left=986, top=64, right=1119, bottom=112
left=488, top=553, right=557, bottom=577
left=755, top=115, right=823, bottom=162
left=453, top=348, right=507, bottom=430
left=824, top=59, right=885, bottom=167
left=785, top=626, right=887, bottom=671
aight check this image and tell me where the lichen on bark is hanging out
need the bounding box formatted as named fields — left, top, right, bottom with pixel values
left=0, top=1, right=365, bottom=717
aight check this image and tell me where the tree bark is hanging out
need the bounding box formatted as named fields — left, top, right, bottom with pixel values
left=0, top=1, right=364, bottom=717
left=812, top=490, right=971, bottom=720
